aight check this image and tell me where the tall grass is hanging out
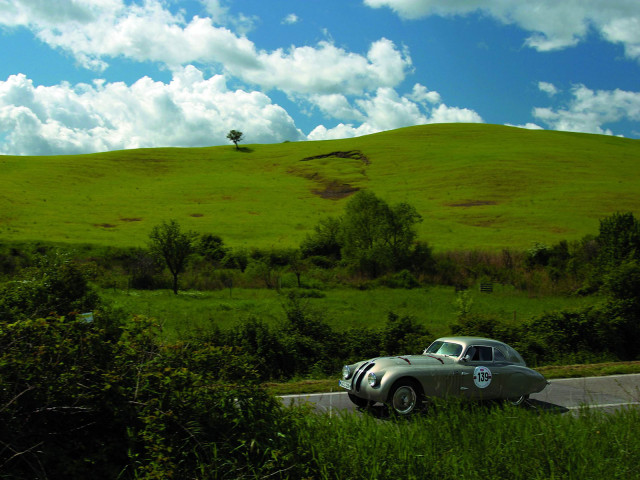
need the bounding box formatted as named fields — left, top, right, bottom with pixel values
left=290, top=403, right=640, bottom=479
left=101, top=285, right=599, bottom=340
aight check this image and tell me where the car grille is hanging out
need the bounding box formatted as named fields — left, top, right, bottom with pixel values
left=354, top=362, right=375, bottom=392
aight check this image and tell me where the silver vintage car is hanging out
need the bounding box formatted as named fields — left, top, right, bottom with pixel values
left=339, top=336, right=548, bottom=415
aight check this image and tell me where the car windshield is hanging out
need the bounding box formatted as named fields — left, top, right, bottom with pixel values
left=425, top=341, right=463, bottom=357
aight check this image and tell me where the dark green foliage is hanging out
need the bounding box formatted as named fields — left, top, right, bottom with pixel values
left=127, top=248, right=164, bottom=290
left=603, top=259, right=640, bottom=301
left=338, top=191, right=424, bottom=277
left=0, top=252, right=99, bottom=322
left=380, top=312, right=432, bottom=355
left=226, top=129, right=244, bottom=150
left=597, top=212, right=640, bottom=269
left=220, top=317, right=291, bottom=379
left=0, top=316, right=127, bottom=479
left=278, top=291, right=342, bottom=376
left=197, top=233, right=228, bottom=264
left=525, top=242, right=552, bottom=268
left=148, top=219, right=198, bottom=294
left=0, top=315, right=299, bottom=479
left=300, top=216, right=342, bottom=260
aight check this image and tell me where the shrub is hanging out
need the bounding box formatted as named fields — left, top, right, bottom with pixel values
left=0, top=314, right=298, bottom=479
left=380, top=312, right=432, bottom=355
left=0, top=252, right=100, bottom=322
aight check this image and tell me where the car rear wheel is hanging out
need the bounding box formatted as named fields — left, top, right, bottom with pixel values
left=348, top=393, right=374, bottom=409
left=388, top=380, right=423, bottom=415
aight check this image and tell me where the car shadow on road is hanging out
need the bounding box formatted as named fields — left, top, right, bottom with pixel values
left=525, top=398, right=570, bottom=414
left=357, top=398, right=569, bottom=420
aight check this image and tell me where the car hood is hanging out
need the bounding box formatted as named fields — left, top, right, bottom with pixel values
left=369, top=354, right=455, bottom=369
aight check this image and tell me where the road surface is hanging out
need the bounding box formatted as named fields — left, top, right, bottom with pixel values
left=280, top=373, right=640, bottom=415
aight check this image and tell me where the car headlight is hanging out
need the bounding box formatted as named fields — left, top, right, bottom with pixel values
left=367, top=372, right=378, bottom=387
left=342, top=365, right=352, bottom=380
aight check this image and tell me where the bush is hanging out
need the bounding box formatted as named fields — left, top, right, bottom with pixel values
left=380, top=312, right=432, bottom=355
left=0, top=315, right=299, bottom=479
left=0, top=252, right=100, bottom=322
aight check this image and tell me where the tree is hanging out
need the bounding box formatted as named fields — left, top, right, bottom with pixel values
left=226, top=129, right=244, bottom=150
left=300, top=215, right=343, bottom=260
left=597, top=212, right=640, bottom=270
left=148, top=219, right=198, bottom=294
left=340, top=190, right=422, bottom=277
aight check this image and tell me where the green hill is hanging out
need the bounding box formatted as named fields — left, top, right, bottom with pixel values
left=1, top=123, right=639, bottom=251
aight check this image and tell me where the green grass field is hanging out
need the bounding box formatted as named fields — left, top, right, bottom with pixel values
left=2, top=124, right=639, bottom=251
left=101, top=284, right=599, bottom=341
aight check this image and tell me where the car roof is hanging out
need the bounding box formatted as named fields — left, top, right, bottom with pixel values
left=433, top=336, right=508, bottom=349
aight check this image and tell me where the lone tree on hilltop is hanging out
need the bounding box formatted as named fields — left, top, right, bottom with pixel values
left=148, top=219, right=198, bottom=294
left=227, top=129, right=244, bottom=150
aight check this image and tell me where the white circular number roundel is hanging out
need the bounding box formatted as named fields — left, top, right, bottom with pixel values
left=473, top=366, right=492, bottom=388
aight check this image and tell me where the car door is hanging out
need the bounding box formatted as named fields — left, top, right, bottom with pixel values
left=457, top=345, right=503, bottom=400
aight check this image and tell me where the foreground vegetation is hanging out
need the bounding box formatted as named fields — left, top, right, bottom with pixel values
left=2, top=312, right=639, bottom=479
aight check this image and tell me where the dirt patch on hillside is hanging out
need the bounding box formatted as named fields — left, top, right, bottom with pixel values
left=120, top=217, right=142, bottom=222
left=95, top=223, right=117, bottom=229
left=447, top=200, right=497, bottom=207
left=292, top=150, right=369, bottom=200
left=313, top=181, right=360, bottom=199
left=302, top=150, right=370, bottom=164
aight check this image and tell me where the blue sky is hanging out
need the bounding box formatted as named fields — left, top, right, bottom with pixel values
left=1, top=0, right=639, bottom=155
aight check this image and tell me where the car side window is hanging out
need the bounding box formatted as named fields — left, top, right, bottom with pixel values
left=494, top=348, right=507, bottom=363
left=467, top=345, right=493, bottom=362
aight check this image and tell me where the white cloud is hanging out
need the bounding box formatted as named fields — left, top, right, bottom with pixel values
left=429, top=103, right=483, bottom=124
left=309, top=94, right=365, bottom=121
left=245, top=38, right=411, bottom=95
left=408, top=83, right=441, bottom=104
left=538, top=81, right=559, bottom=96
left=0, top=67, right=305, bottom=155
left=0, top=1, right=411, bottom=98
left=363, top=0, right=640, bottom=60
left=506, top=122, right=544, bottom=130
left=533, top=84, right=640, bottom=135
left=282, top=13, right=299, bottom=25
left=308, top=85, right=482, bottom=141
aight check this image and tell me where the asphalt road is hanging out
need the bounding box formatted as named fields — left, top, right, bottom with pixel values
left=280, top=373, right=640, bottom=415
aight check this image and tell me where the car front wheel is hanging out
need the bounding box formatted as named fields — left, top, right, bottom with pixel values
left=388, top=380, right=423, bottom=415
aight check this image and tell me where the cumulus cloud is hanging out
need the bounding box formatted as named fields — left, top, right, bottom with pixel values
left=282, top=13, right=299, bottom=25
left=538, top=81, right=559, bottom=96
left=533, top=84, right=640, bottom=135
left=246, top=38, right=411, bottom=95
left=363, top=0, right=640, bottom=60
left=308, top=84, right=482, bottom=140
left=308, top=94, right=365, bottom=122
left=506, top=122, right=544, bottom=130
left=0, top=1, right=411, bottom=98
left=0, top=67, right=305, bottom=155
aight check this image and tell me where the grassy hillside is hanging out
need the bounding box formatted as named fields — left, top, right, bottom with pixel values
left=1, top=124, right=639, bottom=251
